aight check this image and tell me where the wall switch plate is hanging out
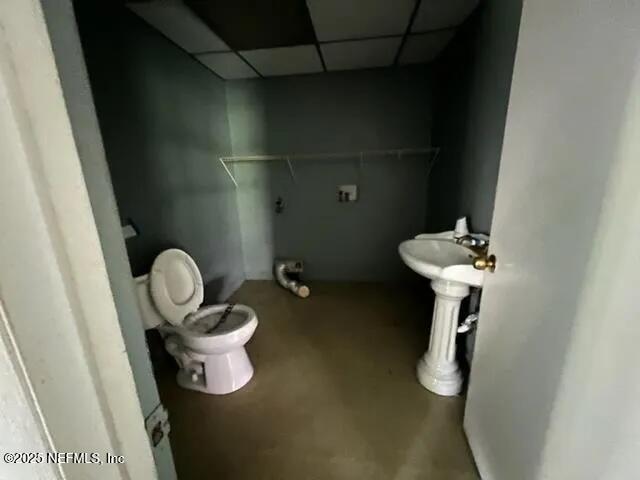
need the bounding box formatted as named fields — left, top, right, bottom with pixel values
left=338, top=185, right=358, bottom=202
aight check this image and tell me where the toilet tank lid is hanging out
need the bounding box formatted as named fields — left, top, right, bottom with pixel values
left=149, top=249, right=203, bottom=326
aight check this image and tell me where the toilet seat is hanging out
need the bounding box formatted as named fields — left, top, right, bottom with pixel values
left=169, top=304, right=258, bottom=355
left=183, top=304, right=257, bottom=337
left=150, top=249, right=203, bottom=326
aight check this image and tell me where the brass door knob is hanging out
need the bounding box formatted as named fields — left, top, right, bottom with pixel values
left=473, top=254, right=496, bottom=272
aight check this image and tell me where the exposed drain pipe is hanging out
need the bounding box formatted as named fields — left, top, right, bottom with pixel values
left=274, top=259, right=310, bottom=298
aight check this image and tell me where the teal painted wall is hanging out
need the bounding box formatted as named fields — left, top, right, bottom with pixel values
left=226, top=67, right=434, bottom=155
left=76, top=6, right=441, bottom=287
left=429, top=0, right=523, bottom=234
left=226, top=68, right=435, bottom=281
left=76, top=5, right=245, bottom=302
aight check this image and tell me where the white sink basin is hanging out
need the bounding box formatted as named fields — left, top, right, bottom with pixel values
left=398, top=239, right=485, bottom=288
left=399, top=230, right=489, bottom=397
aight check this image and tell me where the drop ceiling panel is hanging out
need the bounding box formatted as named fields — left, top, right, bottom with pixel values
left=186, top=0, right=316, bottom=50
left=321, top=37, right=402, bottom=71
left=196, top=52, right=258, bottom=79
left=411, top=0, right=480, bottom=32
left=241, top=45, right=323, bottom=77
left=127, top=0, right=229, bottom=53
left=399, top=31, right=457, bottom=65
left=307, top=0, right=415, bottom=41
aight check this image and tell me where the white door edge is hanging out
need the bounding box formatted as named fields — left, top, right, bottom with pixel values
left=0, top=1, right=157, bottom=478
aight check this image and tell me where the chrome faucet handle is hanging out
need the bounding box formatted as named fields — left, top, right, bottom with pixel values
left=472, top=237, right=489, bottom=248
left=456, top=235, right=488, bottom=248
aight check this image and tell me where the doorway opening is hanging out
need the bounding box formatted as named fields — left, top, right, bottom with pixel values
left=53, top=1, right=522, bottom=478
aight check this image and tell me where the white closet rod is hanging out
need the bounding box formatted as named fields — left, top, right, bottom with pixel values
left=220, top=147, right=438, bottom=163
left=218, top=147, right=440, bottom=187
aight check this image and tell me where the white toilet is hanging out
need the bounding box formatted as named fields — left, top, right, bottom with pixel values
left=135, top=248, right=258, bottom=395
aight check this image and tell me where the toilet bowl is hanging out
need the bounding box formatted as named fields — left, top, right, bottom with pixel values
left=135, top=249, right=258, bottom=395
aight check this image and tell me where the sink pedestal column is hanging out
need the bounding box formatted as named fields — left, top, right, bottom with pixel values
left=417, top=279, right=470, bottom=396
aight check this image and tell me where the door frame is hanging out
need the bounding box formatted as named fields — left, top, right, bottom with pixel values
left=0, top=0, right=156, bottom=478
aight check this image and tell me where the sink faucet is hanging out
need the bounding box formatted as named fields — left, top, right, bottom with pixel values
left=455, top=234, right=488, bottom=249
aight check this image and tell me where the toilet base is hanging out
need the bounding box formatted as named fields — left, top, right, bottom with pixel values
left=176, top=347, right=254, bottom=395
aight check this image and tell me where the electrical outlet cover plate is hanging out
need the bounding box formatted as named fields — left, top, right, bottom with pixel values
left=145, top=403, right=170, bottom=448
left=338, top=184, right=358, bottom=202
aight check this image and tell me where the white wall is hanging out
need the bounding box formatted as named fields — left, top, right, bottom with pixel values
left=537, top=10, right=640, bottom=477
left=0, top=308, right=60, bottom=480
left=465, top=0, right=640, bottom=478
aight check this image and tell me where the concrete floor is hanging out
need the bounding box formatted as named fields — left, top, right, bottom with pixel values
left=155, top=281, right=479, bottom=480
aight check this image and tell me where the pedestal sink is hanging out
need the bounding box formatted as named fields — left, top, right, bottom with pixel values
left=399, top=237, right=486, bottom=396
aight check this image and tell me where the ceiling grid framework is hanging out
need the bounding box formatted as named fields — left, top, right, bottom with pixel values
left=126, top=0, right=481, bottom=80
